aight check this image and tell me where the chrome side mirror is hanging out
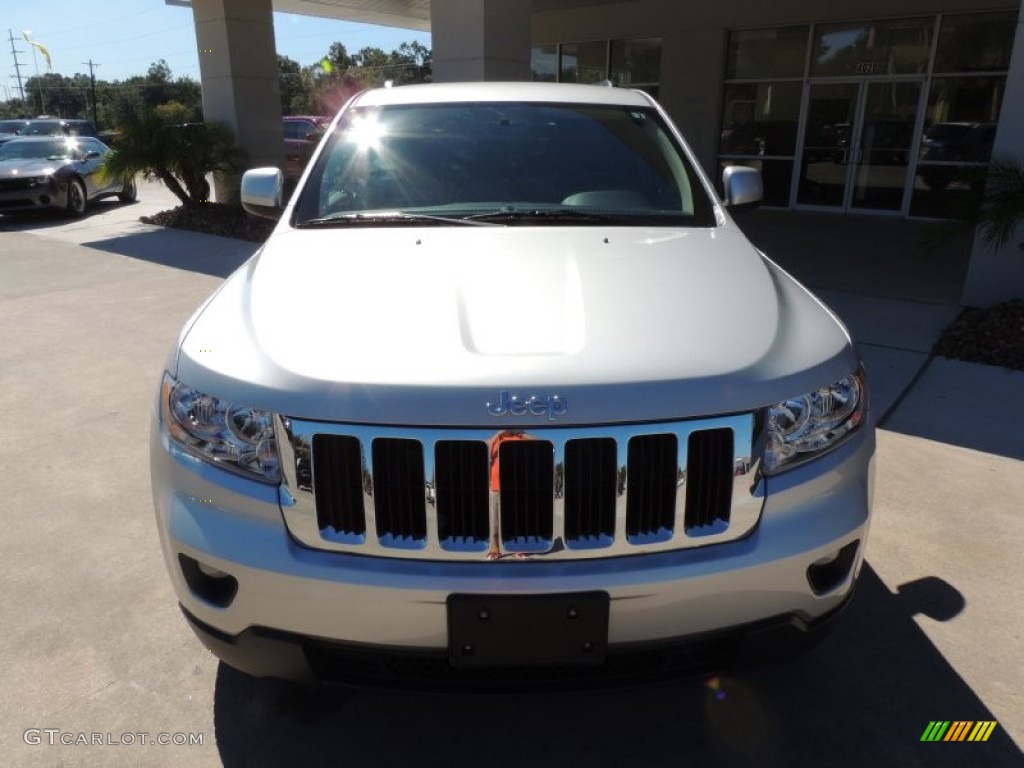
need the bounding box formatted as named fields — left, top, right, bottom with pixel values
left=722, top=166, right=763, bottom=210
left=241, top=167, right=284, bottom=220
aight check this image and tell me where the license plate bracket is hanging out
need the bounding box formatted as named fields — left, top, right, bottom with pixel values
left=447, top=592, right=609, bottom=668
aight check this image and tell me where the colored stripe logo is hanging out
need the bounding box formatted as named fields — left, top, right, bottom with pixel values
left=921, top=721, right=998, bottom=742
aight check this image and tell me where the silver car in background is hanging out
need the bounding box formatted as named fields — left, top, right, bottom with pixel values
left=0, top=136, right=136, bottom=216
left=151, top=82, right=874, bottom=688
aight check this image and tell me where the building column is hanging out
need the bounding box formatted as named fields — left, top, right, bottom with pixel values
left=430, top=0, right=532, bottom=82
left=658, top=28, right=727, bottom=180
left=961, top=0, right=1024, bottom=306
left=192, top=0, right=283, bottom=201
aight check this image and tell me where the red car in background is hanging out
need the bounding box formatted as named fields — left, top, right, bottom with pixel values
left=283, top=115, right=329, bottom=179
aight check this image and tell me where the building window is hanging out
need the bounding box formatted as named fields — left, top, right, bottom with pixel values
left=811, top=17, right=934, bottom=77
left=720, top=82, right=802, bottom=157
left=531, top=45, right=558, bottom=82
left=560, top=41, right=609, bottom=84
left=611, top=37, right=662, bottom=93
left=726, top=26, right=809, bottom=79
left=531, top=38, right=662, bottom=93
left=934, top=11, right=1017, bottom=74
left=910, top=10, right=1016, bottom=217
left=912, top=75, right=1007, bottom=217
left=722, top=10, right=1016, bottom=215
left=720, top=27, right=808, bottom=207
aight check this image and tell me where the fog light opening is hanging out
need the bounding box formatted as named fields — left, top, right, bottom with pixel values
left=178, top=554, right=238, bottom=607
left=806, top=540, right=859, bottom=595
left=197, top=562, right=230, bottom=579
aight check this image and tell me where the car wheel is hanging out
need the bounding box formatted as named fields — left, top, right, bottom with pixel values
left=118, top=176, right=137, bottom=203
left=66, top=177, right=87, bottom=217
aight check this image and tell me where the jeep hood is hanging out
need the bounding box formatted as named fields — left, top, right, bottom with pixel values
left=176, top=225, right=857, bottom=425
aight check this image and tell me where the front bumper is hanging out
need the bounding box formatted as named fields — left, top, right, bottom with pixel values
left=182, top=590, right=853, bottom=690
left=151, top=413, right=874, bottom=684
left=0, top=179, right=64, bottom=212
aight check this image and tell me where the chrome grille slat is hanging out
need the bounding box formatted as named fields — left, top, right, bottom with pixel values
left=311, top=434, right=366, bottom=541
left=499, top=440, right=554, bottom=551
left=433, top=440, right=489, bottom=551
left=371, top=438, right=427, bottom=548
left=625, top=434, right=677, bottom=543
left=564, top=438, right=616, bottom=547
left=685, top=428, right=734, bottom=533
left=279, top=415, right=764, bottom=561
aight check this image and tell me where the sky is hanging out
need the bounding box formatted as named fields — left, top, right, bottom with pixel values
left=1, top=0, right=432, bottom=101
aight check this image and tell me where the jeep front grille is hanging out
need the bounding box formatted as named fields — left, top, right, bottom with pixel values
left=278, top=415, right=763, bottom=561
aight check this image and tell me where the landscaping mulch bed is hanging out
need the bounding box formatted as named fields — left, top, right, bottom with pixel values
left=141, top=203, right=275, bottom=243
left=932, top=299, right=1024, bottom=372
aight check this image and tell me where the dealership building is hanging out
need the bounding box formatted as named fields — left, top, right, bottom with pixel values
left=171, top=0, right=1023, bottom=304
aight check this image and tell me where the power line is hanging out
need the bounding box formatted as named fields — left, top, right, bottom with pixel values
left=51, top=23, right=195, bottom=55
left=45, top=7, right=161, bottom=38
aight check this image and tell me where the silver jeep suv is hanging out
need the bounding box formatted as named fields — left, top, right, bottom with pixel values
left=150, top=82, right=873, bottom=688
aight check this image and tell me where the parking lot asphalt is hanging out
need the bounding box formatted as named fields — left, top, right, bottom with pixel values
left=1, top=187, right=1021, bottom=767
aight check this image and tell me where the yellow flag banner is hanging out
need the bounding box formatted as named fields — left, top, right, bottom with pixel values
left=22, top=31, right=53, bottom=71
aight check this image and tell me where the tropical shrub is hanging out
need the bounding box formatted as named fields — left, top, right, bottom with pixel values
left=99, top=107, right=245, bottom=207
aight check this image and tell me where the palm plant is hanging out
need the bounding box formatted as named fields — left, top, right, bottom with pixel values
left=969, top=154, right=1024, bottom=253
left=99, top=108, right=246, bottom=208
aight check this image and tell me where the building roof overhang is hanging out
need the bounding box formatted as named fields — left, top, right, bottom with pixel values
left=165, top=0, right=634, bottom=32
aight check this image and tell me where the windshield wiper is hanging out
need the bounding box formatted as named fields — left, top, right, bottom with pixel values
left=463, top=209, right=638, bottom=225
left=299, top=212, right=497, bottom=227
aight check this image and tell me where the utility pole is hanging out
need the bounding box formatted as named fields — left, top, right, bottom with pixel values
left=7, top=29, right=26, bottom=104
left=83, top=59, right=99, bottom=127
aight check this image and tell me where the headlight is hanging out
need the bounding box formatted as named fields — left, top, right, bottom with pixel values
left=160, top=373, right=280, bottom=483
left=764, top=367, right=867, bottom=474
left=26, top=175, right=51, bottom=187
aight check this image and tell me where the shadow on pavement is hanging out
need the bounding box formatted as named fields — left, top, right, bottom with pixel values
left=210, top=564, right=1019, bottom=767
left=81, top=230, right=256, bottom=279
left=0, top=200, right=133, bottom=230
left=879, top=359, right=1024, bottom=462
left=735, top=209, right=972, bottom=306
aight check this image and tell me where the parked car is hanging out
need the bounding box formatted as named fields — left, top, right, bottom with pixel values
left=152, top=82, right=874, bottom=689
left=20, top=118, right=100, bottom=139
left=0, top=136, right=136, bottom=216
left=0, top=119, right=30, bottom=147
left=282, top=115, right=328, bottom=179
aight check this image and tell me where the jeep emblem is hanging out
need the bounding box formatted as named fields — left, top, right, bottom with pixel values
left=486, top=390, right=567, bottom=421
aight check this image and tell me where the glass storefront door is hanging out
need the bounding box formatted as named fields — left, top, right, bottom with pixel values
left=797, top=79, right=922, bottom=212
left=797, top=83, right=860, bottom=208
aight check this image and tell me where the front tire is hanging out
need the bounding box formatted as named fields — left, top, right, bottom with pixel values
left=118, top=176, right=137, bottom=203
left=66, top=177, right=87, bottom=217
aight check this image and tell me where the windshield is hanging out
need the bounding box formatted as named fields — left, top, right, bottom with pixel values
left=0, top=120, right=28, bottom=134
left=294, top=102, right=715, bottom=227
left=0, top=139, right=71, bottom=161
left=22, top=122, right=63, bottom=136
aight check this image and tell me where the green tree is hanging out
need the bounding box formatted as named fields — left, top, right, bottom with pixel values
left=99, top=107, right=245, bottom=208
left=278, top=54, right=314, bottom=115
left=324, top=42, right=355, bottom=72
left=107, top=60, right=202, bottom=126
left=352, top=42, right=431, bottom=86
left=24, top=73, right=90, bottom=117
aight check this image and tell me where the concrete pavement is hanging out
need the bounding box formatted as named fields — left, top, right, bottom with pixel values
left=0, top=193, right=1021, bottom=766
